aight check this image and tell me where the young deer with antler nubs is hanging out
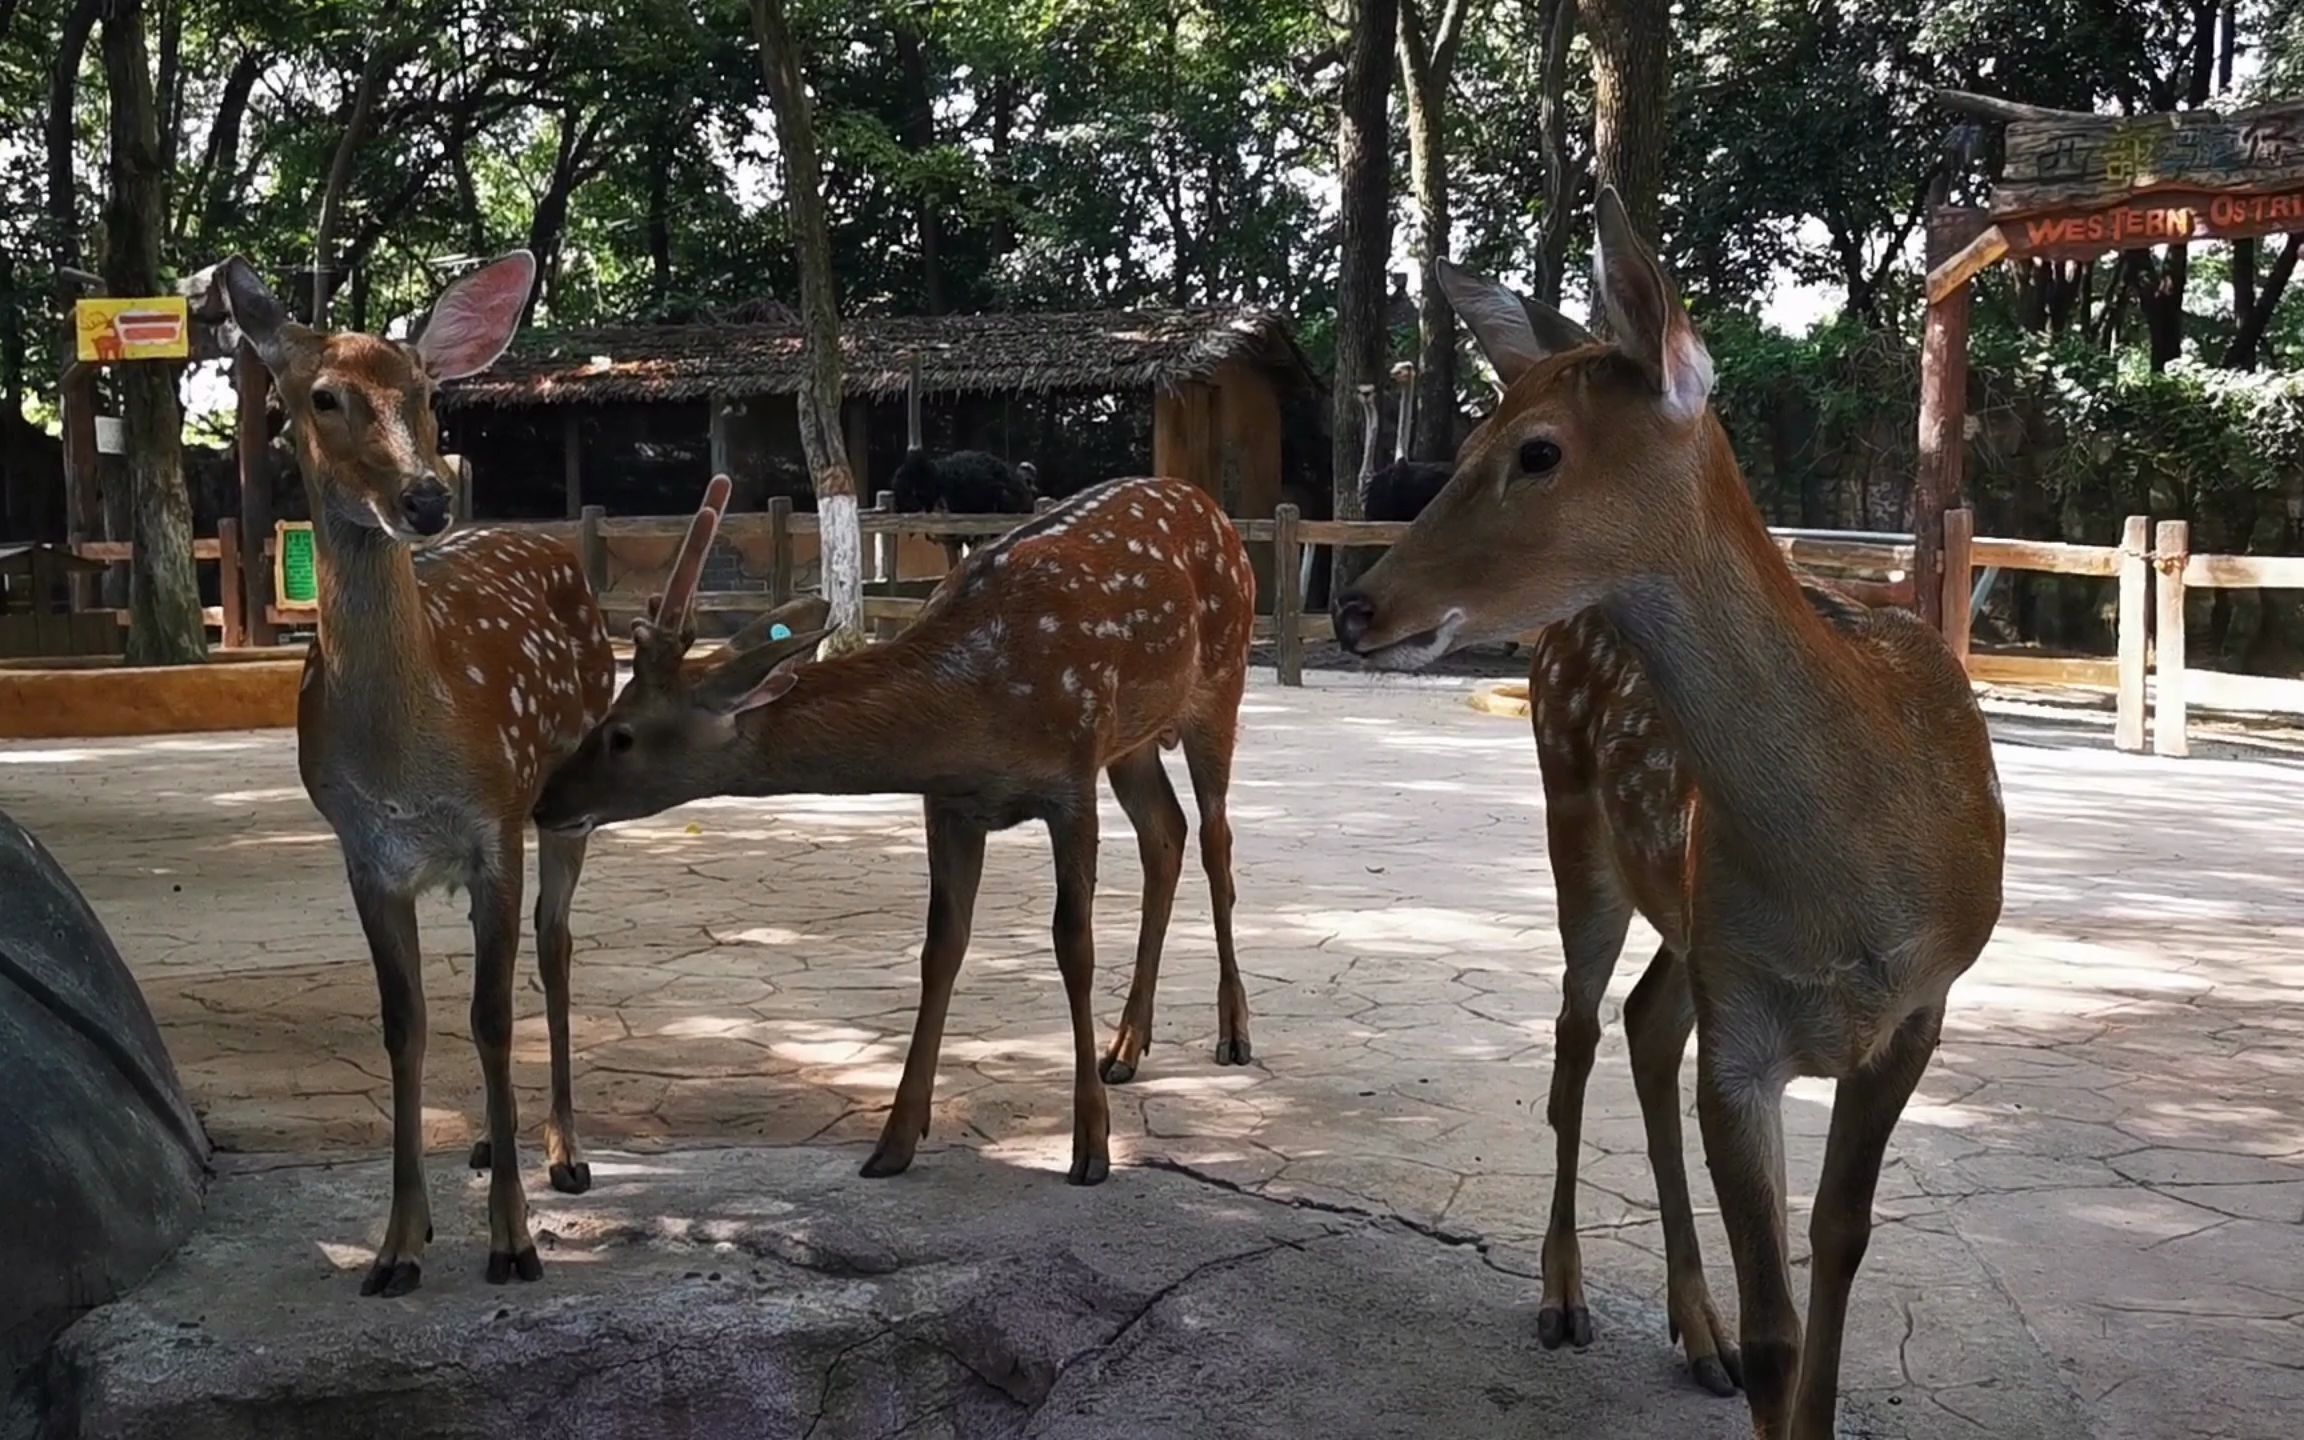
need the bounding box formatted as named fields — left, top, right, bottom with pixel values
left=1333, top=191, right=2005, bottom=1440
left=535, top=476, right=1257, bottom=1185
left=219, top=252, right=618, bottom=1296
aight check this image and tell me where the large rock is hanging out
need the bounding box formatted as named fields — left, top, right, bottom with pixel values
left=0, top=809, right=207, bottom=1427
left=29, top=1144, right=2088, bottom=1440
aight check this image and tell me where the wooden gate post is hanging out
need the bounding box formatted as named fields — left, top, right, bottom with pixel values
left=2114, top=515, right=2148, bottom=752
left=1939, top=506, right=1974, bottom=659
left=1273, top=503, right=1304, bottom=687
left=1915, top=206, right=1988, bottom=633
left=2154, top=520, right=2189, bottom=759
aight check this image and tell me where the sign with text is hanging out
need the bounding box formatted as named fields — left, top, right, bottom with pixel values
left=2015, top=189, right=2304, bottom=259
left=1999, top=102, right=2304, bottom=213
left=74, top=296, right=189, bottom=363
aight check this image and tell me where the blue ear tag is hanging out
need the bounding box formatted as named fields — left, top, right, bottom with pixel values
left=769, top=623, right=793, bottom=641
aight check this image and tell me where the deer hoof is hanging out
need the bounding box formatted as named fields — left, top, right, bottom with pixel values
left=1537, top=1305, right=1594, bottom=1351
left=361, top=1258, right=422, bottom=1298
left=486, top=1247, right=544, bottom=1285
left=1067, top=1152, right=1111, bottom=1187
left=1099, top=1055, right=1140, bottom=1085
left=1213, top=1036, right=1253, bottom=1067
left=1691, top=1351, right=1742, bottom=1398
left=468, top=1140, right=492, bottom=1170
left=549, top=1161, right=592, bottom=1195
left=859, top=1147, right=914, bottom=1179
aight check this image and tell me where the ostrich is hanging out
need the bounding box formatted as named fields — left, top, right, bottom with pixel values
left=891, top=357, right=1039, bottom=565
left=1361, top=362, right=1454, bottom=524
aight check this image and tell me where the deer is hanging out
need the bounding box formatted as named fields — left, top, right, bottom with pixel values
left=1331, top=189, right=2006, bottom=1440
left=533, top=474, right=1258, bottom=1185
left=216, top=250, right=623, bottom=1298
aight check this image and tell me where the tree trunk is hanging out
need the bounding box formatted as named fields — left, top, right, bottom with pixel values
left=521, top=105, right=599, bottom=327
left=49, top=0, right=104, bottom=279
left=1581, top=0, right=1668, bottom=239
left=2224, top=234, right=2301, bottom=370
left=1331, top=0, right=1397, bottom=593
left=1534, top=0, right=1581, bottom=301
left=645, top=106, right=676, bottom=313
left=892, top=20, right=945, bottom=313
left=181, top=49, right=258, bottom=251
left=313, top=35, right=406, bottom=326
left=101, top=0, right=205, bottom=664
left=1397, top=0, right=1467, bottom=460
left=752, top=0, right=863, bottom=652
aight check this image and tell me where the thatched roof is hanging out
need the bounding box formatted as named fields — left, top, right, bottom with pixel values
left=440, top=306, right=1312, bottom=410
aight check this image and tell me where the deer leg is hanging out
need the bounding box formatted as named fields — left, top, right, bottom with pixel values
left=350, top=876, right=430, bottom=1298
left=535, top=827, right=590, bottom=1195
left=1789, top=1005, right=1943, bottom=1440
left=1049, top=798, right=1111, bottom=1185
left=1623, top=947, right=1742, bottom=1398
left=1536, top=863, right=1632, bottom=1352
left=1099, top=745, right=1187, bottom=1085
left=1181, top=707, right=1251, bottom=1067
left=469, top=836, right=540, bottom=1285
left=863, top=800, right=985, bottom=1178
left=1695, top=991, right=1799, bottom=1438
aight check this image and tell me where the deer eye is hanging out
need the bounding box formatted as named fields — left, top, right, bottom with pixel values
left=310, top=387, right=342, bottom=414
left=1518, top=438, right=1562, bottom=475
left=606, top=724, right=636, bottom=755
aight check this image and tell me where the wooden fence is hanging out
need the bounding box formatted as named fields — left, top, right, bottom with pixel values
left=55, top=500, right=2296, bottom=755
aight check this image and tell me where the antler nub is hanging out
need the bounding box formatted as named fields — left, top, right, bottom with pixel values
left=652, top=473, right=733, bottom=643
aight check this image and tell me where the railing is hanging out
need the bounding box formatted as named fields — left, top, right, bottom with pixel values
left=47, top=498, right=2303, bottom=755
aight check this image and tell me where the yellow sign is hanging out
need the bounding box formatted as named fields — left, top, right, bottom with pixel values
left=74, top=296, right=189, bottom=362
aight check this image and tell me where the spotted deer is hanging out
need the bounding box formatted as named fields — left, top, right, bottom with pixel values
left=535, top=475, right=1257, bottom=1185
left=218, top=251, right=621, bottom=1297
left=1332, top=190, right=2005, bottom=1440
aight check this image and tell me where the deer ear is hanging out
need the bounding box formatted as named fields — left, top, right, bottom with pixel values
left=416, top=250, right=534, bottom=380
left=217, top=257, right=304, bottom=376
left=1591, top=188, right=1714, bottom=422
left=704, top=627, right=828, bottom=718
left=1435, top=258, right=1592, bottom=387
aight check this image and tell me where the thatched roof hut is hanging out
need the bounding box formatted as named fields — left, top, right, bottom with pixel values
left=439, top=306, right=1315, bottom=410
left=434, top=308, right=1323, bottom=600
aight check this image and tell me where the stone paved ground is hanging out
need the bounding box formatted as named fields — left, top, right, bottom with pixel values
left=5, top=675, right=2301, bottom=1438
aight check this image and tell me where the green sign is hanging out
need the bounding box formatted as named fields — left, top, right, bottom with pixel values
left=278, top=524, right=317, bottom=606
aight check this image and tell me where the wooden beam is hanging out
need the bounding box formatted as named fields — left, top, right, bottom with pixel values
left=2115, top=515, right=2148, bottom=753
left=1273, top=502, right=1304, bottom=686
left=562, top=408, right=582, bottom=518
left=1931, top=88, right=2089, bottom=126
left=1939, top=506, right=1974, bottom=658
left=234, top=343, right=277, bottom=646
left=2155, top=520, right=2189, bottom=758
left=1925, top=223, right=2009, bottom=306
left=1916, top=207, right=1987, bottom=632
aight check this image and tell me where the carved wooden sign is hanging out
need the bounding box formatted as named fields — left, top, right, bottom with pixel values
left=1996, top=101, right=2304, bottom=215
left=2011, top=188, right=2304, bottom=258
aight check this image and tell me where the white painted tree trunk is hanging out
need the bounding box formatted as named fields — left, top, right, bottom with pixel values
left=817, top=491, right=864, bottom=651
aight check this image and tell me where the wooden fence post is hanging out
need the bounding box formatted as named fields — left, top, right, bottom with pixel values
left=768, top=496, right=794, bottom=606
left=2154, top=519, right=2189, bottom=759
left=1273, top=502, right=1304, bottom=687
left=579, top=504, right=607, bottom=596
left=875, top=489, right=898, bottom=585
left=217, top=519, right=246, bottom=649
left=2114, top=515, right=2148, bottom=753
left=1939, top=506, right=1974, bottom=660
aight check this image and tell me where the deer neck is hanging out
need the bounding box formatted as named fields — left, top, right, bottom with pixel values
left=1598, top=426, right=1862, bottom=857
left=305, top=495, right=442, bottom=731
left=723, top=639, right=999, bottom=799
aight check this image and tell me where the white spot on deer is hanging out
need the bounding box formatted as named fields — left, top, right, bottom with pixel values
left=1127, top=539, right=1143, bottom=554
left=502, top=735, right=518, bottom=769
left=1157, top=517, right=1170, bottom=533
left=1010, top=681, right=1034, bottom=697
left=1129, top=504, right=1144, bottom=517
left=467, top=663, right=485, bottom=684
left=1040, top=615, right=1059, bottom=634
left=1061, top=667, right=1081, bottom=695
left=510, top=689, right=526, bottom=717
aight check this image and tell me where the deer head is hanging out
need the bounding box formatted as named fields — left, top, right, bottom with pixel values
left=218, top=251, right=535, bottom=544
left=1333, top=188, right=1718, bottom=667
left=534, top=479, right=825, bottom=833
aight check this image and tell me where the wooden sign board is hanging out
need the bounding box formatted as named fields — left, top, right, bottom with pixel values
left=1996, top=102, right=2304, bottom=215
left=274, top=522, right=318, bottom=609
left=2011, top=189, right=2304, bottom=261
left=74, top=296, right=190, bottom=363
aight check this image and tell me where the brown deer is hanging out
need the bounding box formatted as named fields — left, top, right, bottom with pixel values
left=1332, top=190, right=2005, bottom=1440
left=534, top=475, right=1258, bottom=1185
left=218, top=251, right=627, bottom=1297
